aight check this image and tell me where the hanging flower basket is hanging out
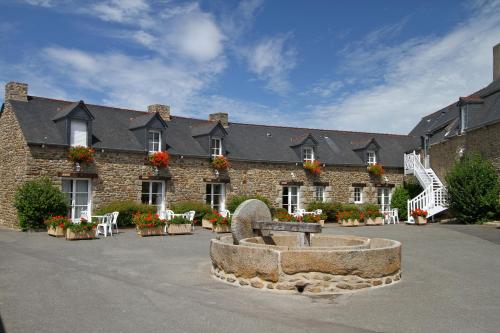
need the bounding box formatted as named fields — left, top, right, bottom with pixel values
left=367, top=163, right=384, bottom=176
left=68, top=146, right=94, bottom=165
left=303, top=160, right=322, bottom=175
left=211, top=156, right=230, bottom=170
left=148, top=151, right=170, bottom=168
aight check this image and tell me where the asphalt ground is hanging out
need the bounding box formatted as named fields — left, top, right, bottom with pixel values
left=1, top=223, right=499, bottom=333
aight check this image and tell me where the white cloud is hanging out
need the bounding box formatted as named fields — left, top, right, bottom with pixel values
left=22, top=0, right=54, bottom=7
left=305, top=80, right=344, bottom=98
left=245, top=34, right=297, bottom=94
left=307, top=0, right=500, bottom=133
left=90, top=0, right=150, bottom=24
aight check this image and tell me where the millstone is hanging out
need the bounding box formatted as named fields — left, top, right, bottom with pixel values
left=231, top=199, right=272, bottom=245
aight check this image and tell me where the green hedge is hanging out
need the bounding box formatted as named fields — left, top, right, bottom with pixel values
left=95, top=201, right=156, bottom=227
left=226, top=195, right=271, bottom=213
left=14, top=177, right=69, bottom=230
left=391, top=186, right=410, bottom=220
left=170, top=201, right=212, bottom=223
left=306, top=202, right=343, bottom=222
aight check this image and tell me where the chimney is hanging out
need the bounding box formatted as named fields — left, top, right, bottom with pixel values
left=147, top=104, right=171, bottom=121
left=209, top=112, right=228, bottom=127
left=494, top=43, right=500, bottom=81
left=5, top=82, right=28, bottom=102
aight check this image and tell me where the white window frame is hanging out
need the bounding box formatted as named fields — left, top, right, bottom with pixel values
left=378, top=187, right=392, bottom=212
left=211, top=138, right=222, bottom=157
left=354, top=187, right=363, bottom=204
left=70, top=120, right=88, bottom=147
left=460, top=105, right=468, bottom=134
left=62, top=178, right=91, bottom=223
left=205, top=183, right=225, bottom=211
left=148, top=130, right=161, bottom=153
left=314, top=186, right=325, bottom=202
left=282, top=186, right=300, bottom=214
left=141, top=181, right=165, bottom=213
left=367, top=150, right=377, bottom=165
left=303, top=147, right=314, bottom=162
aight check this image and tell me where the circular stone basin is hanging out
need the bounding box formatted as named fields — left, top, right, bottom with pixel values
left=210, top=234, right=401, bottom=295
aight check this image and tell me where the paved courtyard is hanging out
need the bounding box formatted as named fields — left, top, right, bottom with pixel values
left=1, top=223, right=499, bottom=333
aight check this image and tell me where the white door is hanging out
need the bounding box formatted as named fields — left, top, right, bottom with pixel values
left=378, top=188, right=391, bottom=211
left=205, top=183, right=225, bottom=211
left=282, top=186, right=299, bottom=214
left=62, top=179, right=91, bottom=222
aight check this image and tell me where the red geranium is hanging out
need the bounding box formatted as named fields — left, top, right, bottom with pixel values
left=367, top=163, right=384, bottom=176
left=148, top=151, right=170, bottom=168
left=68, top=146, right=94, bottom=164
left=303, top=160, right=322, bottom=175
left=211, top=156, right=230, bottom=170
left=411, top=208, right=428, bottom=218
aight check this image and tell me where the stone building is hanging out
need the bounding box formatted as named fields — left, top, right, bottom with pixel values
left=0, top=82, right=413, bottom=228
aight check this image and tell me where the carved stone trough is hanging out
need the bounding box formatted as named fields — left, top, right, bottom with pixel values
left=210, top=199, right=402, bottom=294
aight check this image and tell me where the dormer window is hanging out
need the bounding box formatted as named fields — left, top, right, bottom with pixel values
left=211, top=138, right=222, bottom=157
left=303, top=147, right=314, bottom=162
left=70, top=120, right=88, bottom=147
left=367, top=150, right=376, bottom=165
left=460, top=105, right=468, bottom=134
left=148, top=130, right=161, bottom=153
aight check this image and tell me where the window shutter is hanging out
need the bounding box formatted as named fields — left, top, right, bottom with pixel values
left=71, top=120, right=88, bottom=147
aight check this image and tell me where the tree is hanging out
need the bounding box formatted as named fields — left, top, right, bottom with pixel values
left=391, top=186, right=410, bottom=220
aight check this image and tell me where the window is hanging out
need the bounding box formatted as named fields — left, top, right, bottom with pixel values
left=460, top=105, right=468, bottom=134
left=206, top=183, right=225, bottom=211
left=70, top=120, right=88, bottom=147
left=148, top=131, right=161, bottom=153
left=378, top=188, right=391, bottom=211
left=282, top=186, right=299, bottom=213
left=141, top=181, right=164, bottom=213
left=354, top=187, right=363, bottom=204
left=211, top=138, right=222, bottom=157
left=303, top=147, right=314, bottom=162
left=367, top=150, right=376, bottom=165
left=315, top=186, right=325, bottom=202
left=62, top=179, right=90, bottom=222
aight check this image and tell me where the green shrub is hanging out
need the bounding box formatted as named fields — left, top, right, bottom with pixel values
left=391, top=186, right=410, bottom=220
left=227, top=195, right=271, bottom=213
left=445, top=153, right=500, bottom=223
left=14, top=177, right=69, bottom=230
left=95, top=201, right=156, bottom=227
left=404, top=179, right=423, bottom=199
left=170, top=201, right=212, bottom=223
left=306, top=202, right=343, bottom=222
left=169, top=216, right=191, bottom=225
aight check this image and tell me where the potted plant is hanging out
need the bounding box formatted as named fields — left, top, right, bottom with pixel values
left=133, top=212, right=167, bottom=236
left=301, top=213, right=323, bottom=225
left=211, top=156, right=230, bottom=171
left=44, top=215, right=69, bottom=237
left=65, top=219, right=97, bottom=240
left=411, top=208, right=428, bottom=225
left=68, top=146, right=94, bottom=171
left=166, top=216, right=192, bottom=235
left=365, top=208, right=384, bottom=226
left=273, top=209, right=296, bottom=222
left=204, top=211, right=231, bottom=233
left=337, top=209, right=361, bottom=226
left=303, top=160, right=322, bottom=175
left=148, top=151, right=170, bottom=175
left=367, top=163, right=384, bottom=176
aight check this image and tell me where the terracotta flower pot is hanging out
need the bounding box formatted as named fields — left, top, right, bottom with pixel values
left=341, top=219, right=359, bottom=227
left=137, top=226, right=165, bottom=237
left=202, top=219, right=213, bottom=230
left=65, top=229, right=94, bottom=240
left=167, top=223, right=192, bottom=235
left=213, top=224, right=231, bottom=233
left=47, top=226, right=65, bottom=237
left=366, top=217, right=383, bottom=226
left=415, top=216, right=428, bottom=225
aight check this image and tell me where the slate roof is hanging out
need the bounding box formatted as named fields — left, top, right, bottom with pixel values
left=5, top=95, right=416, bottom=168
left=409, top=77, right=500, bottom=147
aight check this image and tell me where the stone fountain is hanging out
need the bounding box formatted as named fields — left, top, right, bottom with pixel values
left=210, top=199, right=402, bottom=294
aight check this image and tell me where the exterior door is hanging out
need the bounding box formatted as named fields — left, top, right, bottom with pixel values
left=378, top=188, right=391, bottom=211
left=62, top=179, right=91, bottom=222
left=205, top=183, right=225, bottom=211
left=282, top=186, right=299, bottom=214
left=141, top=181, right=165, bottom=213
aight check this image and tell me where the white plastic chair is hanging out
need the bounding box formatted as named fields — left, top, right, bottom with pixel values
left=220, top=209, right=230, bottom=218
left=96, top=213, right=113, bottom=237
left=183, top=210, right=196, bottom=231
left=110, top=211, right=119, bottom=233
left=392, top=208, right=399, bottom=224
left=314, top=209, right=323, bottom=216
left=80, top=210, right=89, bottom=222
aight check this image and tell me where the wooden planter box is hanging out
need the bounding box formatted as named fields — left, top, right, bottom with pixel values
left=167, top=223, right=192, bottom=235
left=202, top=219, right=213, bottom=230
left=47, top=226, right=65, bottom=237
left=340, top=219, right=360, bottom=227
left=65, top=229, right=95, bottom=240
left=318, top=220, right=325, bottom=227
left=137, top=226, right=165, bottom=237
left=415, top=216, right=428, bottom=225
left=213, top=224, right=231, bottom=233
left=365, top=217, right=383, bottom=226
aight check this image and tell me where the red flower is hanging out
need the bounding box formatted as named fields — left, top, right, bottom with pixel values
left=148, top=151, right=170, bottom=168
left=303, top=160, right=322, bottom=175
left=211, top=156, right=230, bottom=170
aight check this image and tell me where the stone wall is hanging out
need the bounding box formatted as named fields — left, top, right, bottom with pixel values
left=429, top=135, right=466, bottom=181
left=0, top=102, right=29, bottom=228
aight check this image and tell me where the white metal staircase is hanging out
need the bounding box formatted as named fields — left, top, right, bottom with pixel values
left=404, top=152, right=447, bottom=223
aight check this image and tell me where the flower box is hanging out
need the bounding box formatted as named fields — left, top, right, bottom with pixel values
left=47, top=226, right=65, bottom=237
left=365, top=217, right=383, bottom=226
left=65, top=229, right=95, bottom=240
left=415, top=216, right=428, bottom=225
left=213, top=224, right=231, bottom=233
left=319, top=219, right=325, bottom=227
left=137, top=226, right=165, bottom=237
left=341, top=219, right=359, bottom=227
left=167, top=223, right=192, bottom=235
left=202, top=219, right=213, bottom=229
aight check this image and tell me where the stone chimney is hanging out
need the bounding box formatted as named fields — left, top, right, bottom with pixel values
left=209, top=112, right=229, bottom=127
left=147, top=104, right=171, bottom=121
left=4, top=82, right=28, bottom=102
left=494, top=43, right=500, bottom=81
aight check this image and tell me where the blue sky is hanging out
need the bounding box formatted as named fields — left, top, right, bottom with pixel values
left=1, top=0, right=500, bottom=134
